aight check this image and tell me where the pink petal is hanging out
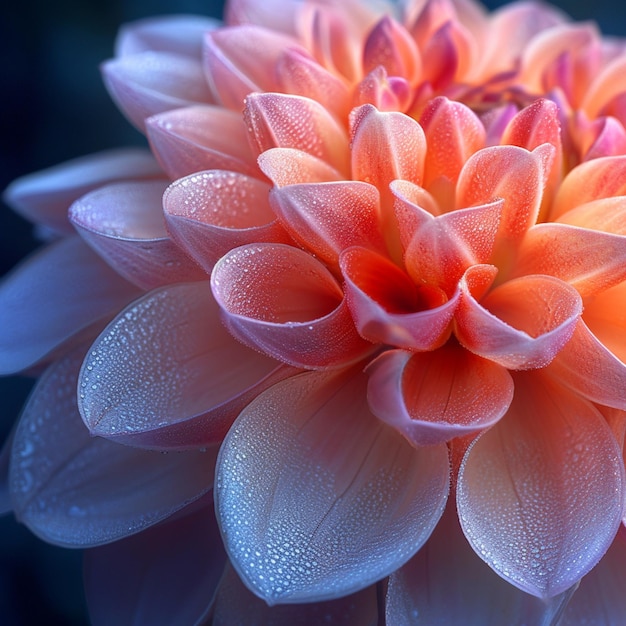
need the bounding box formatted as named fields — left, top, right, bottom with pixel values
left=515, top=223, right=626, bottom=297
left=211, top=243, right=372, bottom=368
left=115, top=15, right=220, bottom=58
left=340, top=246, right=457, bottom=351
left=213, top=564, right=377, bottom=625
left=0, top=237, right=140, bottom=375
left=69, top=180, right=207, bottom=290
left=269, top=181, right=385, bottom=269
left=366, top=346, right=513, bottom=446
left=457, top=370, right=625, bottom=598
left=163, top=171, right=290, bottom=273
left=354, top=67, right=413, bottom=113
left=84, top=498, right=226, bottom=626
left=386, top=501, right=578, bottom=625
left=546, top=319, right=626, bottom=410
left=455, top=268, right=582, bottom=370
left=203, top=26, right=302, bottom=109
left=2, top=149, right=162, bottom=234
left=79, top=282, right=293, bottom=450
left=582, top=54, right=626, bottom=119
left=146, top=105, right=259, bottom=180
left=9, top=347, right=218, bottom=547
left=500, top=97, right=562, bottom=152
left=582, top=116, right=626, bottom=161
left=244, top=92, right=350, bottom=176
left=276, top=47, right=351, bottom=120
left=257, top=147, right=344, bottom=187
left=559, top=528, right=626, bottom=625
left=225, top=0, right=299, bottom=34
left=419, top=96, right=486, bottom=196
left=551, top=156, right=626, bottom=220
left=102, top=52, right=213, bottom=131
left=215, top=368, right=450, bottom=603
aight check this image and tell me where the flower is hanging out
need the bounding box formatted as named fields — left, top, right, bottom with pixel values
left=2, top=0, right=626, bottom=623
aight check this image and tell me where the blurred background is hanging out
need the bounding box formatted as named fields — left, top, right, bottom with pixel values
left=0, top=0, right=623, bottom=623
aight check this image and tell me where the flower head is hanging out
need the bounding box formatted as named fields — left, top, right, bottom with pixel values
left=2, top=0, right=626, bottom=623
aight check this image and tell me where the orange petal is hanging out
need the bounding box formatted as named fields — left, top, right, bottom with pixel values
left=257, top=147, right=343, bottom=187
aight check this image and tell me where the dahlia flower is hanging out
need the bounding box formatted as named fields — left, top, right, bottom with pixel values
left=2, top=0, right=626, bottom=623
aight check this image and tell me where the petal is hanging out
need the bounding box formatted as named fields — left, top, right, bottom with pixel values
left=215, top=368, right=450, bottom=604
left=213, top=564, right=378, bottom=626
left=269, top=181, right=385, bottom=269
left=211, top=243, right=372, bottom=368
left=582, top=54, right=626, bottom=119
left=257, top=147, right=344, bottom=188
left=164, top=171, right=290, bottom=273
left=354, top=67, right=413, bottom=113
left=244, top=92, right=350, bottom=176
left=386, top=501, right=578, bottom=625
left=225, top=0, right=299, bottom=35
left=551, top=156, right=626, bottom=220
left=455, top=269, right=583, bottom=370
left=79, top=282, right=293, bottom=450
left=102, top=52, right=213, bottom=131
left=146, top=105, right=259, bottom=180
left=457, top=370, right=626, bottom=598
left=9, top=347, right=218, bottom=547
left=2, top=149, right=162, bottom=234
left=115, top=15, right=220, bottom=58
left=419, top=97, right=486, bottom=195
left=340, top=246, right=456, bottom=351
left=84, top=498, right=226, bottom=626
left=515, top=223, right=626, bottom=297
left=559, top=528, right=626, bottom=626
left=581, top=116, right=626, bottom=161
left=203, top=25, right=302, bottom=109
left=500, top=98, right=562, bottom=153
left=366, top=346, right=513, bottom=446
left=69, top=180, right=207, bottom=290
left=546, top=319, right=626, bottom=410
left=0, top=237, right=140, bottom=375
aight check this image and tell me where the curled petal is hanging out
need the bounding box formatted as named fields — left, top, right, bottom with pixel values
left=546, top=319, right=626, bottom=410
left=341, top=246, right=456, bottom=351
left=215, top=368, right=450, bottom=604
left=419, top=97, right=486, bottom=196
left=367, top=346, right=513, bottom=446
left=257, top=148, right=344, bottom=187
left=213, top=564, right=377, bottom=626
left=2, top=149, right=162, bottom=234
left=146, top=105, right=258, bottom=179
left=581, top=116, right=626, bottom=161
left=386, top=501, right=578, bottom=625
left=115, top=15, right=220, bottom=58
left=269, top=181, right=385, bottom=269
left=69, top=181, right=206, bottom=290
left=211, top=243, right=372, bottom=368
left=9, top=348, right=218, bottom=547
left=203, top=26, right=302, bottom=109
left=84, top=499, right=226, bottom=626
left=515, top=223, right=626, bottom=297
left=455, top=268, right=583, bottom=370
left=354, top=67, right=413, bottom=113
left=102, top=52, right=212, bottom=131
left=225, top=0, right=299, bottom=35
left=457, top=370, right=625, bottom=598
left=0, top=237, right=140, bottom=375
left=164, top=171, right=290, bottom=273
left=583, top=54, right=626, bottom=119
left=244, top=92, right=350, bottom=175
left=350, top=104, right=427, bottom=191
left=79, top=283, right=293, bottom=450
left=551, top=156, right=626, bottom=220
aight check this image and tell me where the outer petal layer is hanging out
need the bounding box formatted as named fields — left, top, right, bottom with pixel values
left=216, top=368, right=450, bottom=604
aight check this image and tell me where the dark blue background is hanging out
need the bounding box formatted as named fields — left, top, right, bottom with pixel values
left=0, top=1, right=622, bottom=623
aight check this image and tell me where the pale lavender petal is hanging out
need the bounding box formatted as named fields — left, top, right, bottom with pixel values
left=84, top=497, right=226, bottom=626
left=213, top=564, right=378, bottom=625
left=386, top=501, right=578, bottom=625
left=216, top=368, right=450, bottom=604
left=102, top=52, right=213, bottom=131
left=79, top=282, right=293, bottom=450
left=0, top=237, right=140, bottom=375
left=115, top=15, right=220, bottom=58
left=9, top=347, right=218, bottom=547
left=69, top=180, right=207, bottom=290
left=2, top=149, right=162, bottom=234
left=457, top=370, right=625, bottom=598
